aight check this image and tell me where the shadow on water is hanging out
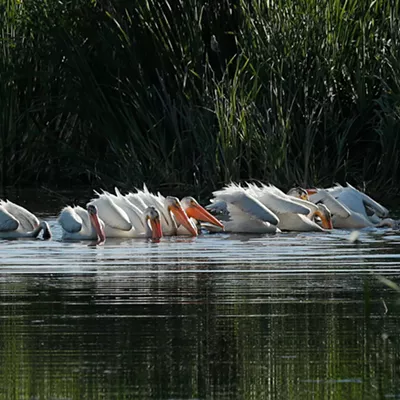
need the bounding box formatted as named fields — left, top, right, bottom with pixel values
left=0, top=190, right=399, bottom=399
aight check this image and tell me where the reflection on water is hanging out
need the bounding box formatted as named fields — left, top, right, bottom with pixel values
left=0, top=215, right=400, bottom=399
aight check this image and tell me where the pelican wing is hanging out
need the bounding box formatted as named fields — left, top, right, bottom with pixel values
left=114, top=188, right=146, bottom=230
left=137, top=187, right=166, bottom=210
left=124, top=192, right=148, bottom=212
left=215, top=191, right=279, bottom=225
left=247, top=184, right=311, bottom=215
left=89, top=196, right=131, bottom=231
left=206, top=200, right=229, bottom=214
left=0, top=206, right=19, bottom=232
left=334, top=185, right=386, bottom=219
left=128, top=186, right=173, bottom=230
left=326, top=183, right=344, bottom=197
left=285, top=196, right=318, bottom=215
left=346, top=183, right=389, bottom=217
left=58, top=206, right=83, bottom=233
left=2, top=200, right=39, bottom=231
left=124, top=185, right=165, bottom=213
left=278, top=213, right=324, bottom=232
left=309, top=190, right=350, bottom=218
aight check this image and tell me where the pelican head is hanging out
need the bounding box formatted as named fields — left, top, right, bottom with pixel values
left=41, top=221, right=52, bottom=240
left=165, top=196, right=198, bottom=236
left=287, top=187, right=309, bottom=201
left=181, top=196, right=224, bottom=230
left=87, top=204, right=106, bottom=244
left=314, top=204, right=333, bottom=229
left=144, top=206, right=163, bottom=240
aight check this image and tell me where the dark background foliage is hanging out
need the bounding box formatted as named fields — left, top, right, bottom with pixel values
left=1, top=0, right=400, bottom=196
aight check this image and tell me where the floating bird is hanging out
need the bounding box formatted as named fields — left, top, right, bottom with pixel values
left=308, top=184, right=388, bottom=229
left=0, top=200, right=51, bottom=239
left=209, top=183, right=333, bottom=232
left=277, top=203, right=333, bottom=232
left=58, top=204, right=106, bottom=244
left=207, top=185, right=280, bottom=233
left=327, top=183, right=388, bottom=219
left=248, top=183, right=333, bottom=231
left=177, top=196, right=224, bottom=235
left=89, top=190, right=163, bottom=239
left=122, top=185, right=223, bottom=236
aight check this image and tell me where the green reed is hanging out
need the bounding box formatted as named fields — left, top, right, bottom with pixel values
left=1, top=0, right=400, bottom=194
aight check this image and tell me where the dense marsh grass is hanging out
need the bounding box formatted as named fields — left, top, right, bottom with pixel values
left=1, top=0, right=400, bottom=196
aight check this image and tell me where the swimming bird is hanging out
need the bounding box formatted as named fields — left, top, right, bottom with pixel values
left=308, top=184, right=388, bottom=229
left=88, top=190, right=163, bottom=239
left=58, top=204, right=106, bottom=244
left=0, top=200, right=51, bottom=239
left=207, top=185, right=281, bottom=233
left=122, top=185, right=223, bottom=236
left=327, top=183, right=388, bottom=218
left=179, top=196, right=224, bottom=231
left=239, top=183, right=333, bottom=232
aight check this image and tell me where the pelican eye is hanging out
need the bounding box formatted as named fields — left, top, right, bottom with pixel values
left=87, top=205, right=97, bottom=215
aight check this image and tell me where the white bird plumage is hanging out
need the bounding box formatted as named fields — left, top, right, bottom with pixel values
left=0, top=200, right=51, bottom=239
left=58, top=204, right=106, bottom=243
left=207, top=184, right=281, bottom=233
left=207, top=183, right=333, bottom=232
left=248, top=183, right=333, bottom=231
left=88, top=189, right=163, bottom=239
left=309, top=183, right=389, bottom=229
left=122, top=185, right=197, bottom=236
left=121, top=184, right=223, bottom=236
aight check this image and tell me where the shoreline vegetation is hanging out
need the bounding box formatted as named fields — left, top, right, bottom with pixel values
left=1, top=0, right=400, bottom=199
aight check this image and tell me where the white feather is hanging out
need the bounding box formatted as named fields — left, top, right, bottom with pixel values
left=0, top=200, right=49, bottom=239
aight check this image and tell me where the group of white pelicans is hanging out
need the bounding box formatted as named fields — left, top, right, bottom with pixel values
left=0, top=182, right=397, bottom=244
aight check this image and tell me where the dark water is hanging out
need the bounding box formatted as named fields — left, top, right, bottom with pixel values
left=0, top=192, right=400, bottom=399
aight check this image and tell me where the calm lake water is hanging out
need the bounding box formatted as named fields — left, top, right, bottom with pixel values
left=0, top=192, right=400, bottom=400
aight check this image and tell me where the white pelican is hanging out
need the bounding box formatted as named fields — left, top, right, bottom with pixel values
left=88, top=191, right=163, bottom=239
left=246, top=183, right=311, bottom=215
left=122, top=185, right=223, bottom=236
left=0, top=200, right=51, bottom=239
left=305, top=189, right=350, bottom=219
left=175, top=196, right=224, bottom=235
left=277, top=203, right=333, bottom=231
left=246, top=183, right=333, bottom=231
left=326, top=183, right=388, bottom=218
left=308, top=184, right=388, bottom=229
left=58, top=204, right=106, bottom=244
left=207, top=185, right=280, bottom=233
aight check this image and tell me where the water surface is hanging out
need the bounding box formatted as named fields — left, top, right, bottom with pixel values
left=0, top=203, right=400, bottom=399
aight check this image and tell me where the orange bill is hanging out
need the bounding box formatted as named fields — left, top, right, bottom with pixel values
left=185, top=203, right=224, bottom=229
left=150, top=217, right=163, bottom=240
left=316, top=210, right=333, bottom=229
left=90, top=213, right=106, bottom=244
left=171, top=205, right=198, bottom=236
left=306, top=188, right=318, bottom=195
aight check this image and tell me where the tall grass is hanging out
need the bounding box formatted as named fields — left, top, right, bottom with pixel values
left=1, top=0, right=400, bottom=195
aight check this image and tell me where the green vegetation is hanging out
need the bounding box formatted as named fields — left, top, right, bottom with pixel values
left=1, top=0, right=400, bottom=195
